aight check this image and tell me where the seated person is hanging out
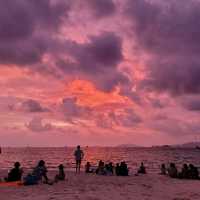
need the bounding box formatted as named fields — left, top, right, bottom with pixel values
left=115, top=163, right=120, bottom=176
left=24, top=160, right=49, bottom=185
left=105, top=164, right=113, bottom=176
left=96, top=160, right=106, bottom=175
left=85, top=162, right=93, bottom=173
left=178, top=164, right=189, bottom=179
left=55, top=164, right=65, bottom=182
left=137, top=162, right=146, bottom=174
left=108, top=162, right=114, bottom=175
left=188, top=164, right=199, bottom=179
left=168, top=163, right=178, bottom=178
left=119, top=161, right=129, bottom=176
left=5, top=162, right=23, bottom=182
left=160, top=164, right=166, bottom=175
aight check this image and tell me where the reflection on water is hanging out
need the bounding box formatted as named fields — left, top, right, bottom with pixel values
left=0, top=147, right=200, bottom=173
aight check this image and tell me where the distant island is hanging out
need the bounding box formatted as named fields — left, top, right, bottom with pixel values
left=116, top=144, right=141, bottom=148
left=151, top=142, right=200, bottom=149
left=174, top=142, right=200, bottom=148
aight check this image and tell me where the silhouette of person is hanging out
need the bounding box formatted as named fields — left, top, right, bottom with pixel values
left=119, top=161, right=129, bottom=176
left=178, top=164, right=189, bottom=179
left=105, top=164, right=113, bottom=176
left=168, top=163, right=178, bottom=178
left=24, top=160, right=49, bottom=185
left=115, top=163, right=120, bottom=176
left=137, top=162, right=146, bottom=174
left=96, top=160, right=105, bottom=175
left=108, top=162, right=114, bottom=175
left=55, top=164, right=65, bottom=182
left=188, top=164, right=199, bottom=179
left=160, top=163, right=166, bottom=175
left=74, top=145, right=84, bottom=173
left=5, top=162, right=23, bottom=182
left=85, top=162, right=93, bottom=173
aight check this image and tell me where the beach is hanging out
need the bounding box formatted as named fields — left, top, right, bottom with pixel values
left=0, top=171, right=200, bottom=200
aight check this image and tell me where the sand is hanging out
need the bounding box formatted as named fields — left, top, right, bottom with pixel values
left=0, top=171, right=200, bottom=200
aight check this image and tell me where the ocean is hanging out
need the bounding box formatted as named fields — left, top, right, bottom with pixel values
left=0, top=147, right=200, bottom=173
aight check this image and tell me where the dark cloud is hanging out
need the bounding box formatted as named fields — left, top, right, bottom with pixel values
left=181, top=96, right=200, bottom=111
left=87, top=0, right=116, bottom=18
left=126, top=0, right=200, bottom=95
left=59, top=32, right=123, bottom=73
left=57, top=32, right=129, bottom=91
left=26, top=117, right=52, bottom=132
left=95, top=108, right=142, bottom=129
left=0, top=1, right=129, bottom=94
left=22, top=99, right=49, bottom=113
left=0, top=0, right=70, bottom=66
left=60, top=97, right=91, bottom=121
left=150, top=117, right=200, bottom=137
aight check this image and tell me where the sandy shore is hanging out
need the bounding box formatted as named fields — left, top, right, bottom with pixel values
left=0, top=171, right=200, bottom=200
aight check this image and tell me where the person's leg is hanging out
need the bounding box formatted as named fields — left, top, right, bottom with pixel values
left=78, top=160, right=81, bottom=173
left=76, top=160, right=78, bottom=173
left=43, top=173, right=49, bottom=183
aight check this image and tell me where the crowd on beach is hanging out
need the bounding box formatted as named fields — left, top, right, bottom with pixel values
left=0, top=145, right=200, bottom=186
left=85, top=160, right=129, bottom=176
left=160, top=162, right=199, bottom=180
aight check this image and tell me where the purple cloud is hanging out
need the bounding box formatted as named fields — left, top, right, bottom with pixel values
left=57, top=32, right=129, bottom=91
left=0, top=0, right=70, bottom=66
left=22, top=99, right=49, bottom=113
left=87, top=0, right=116, bottom=18
left=126, top=0, right=200, bottom=95
left=26, top=117, right=52, bottom=132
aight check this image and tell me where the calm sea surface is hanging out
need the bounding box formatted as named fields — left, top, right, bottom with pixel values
left=0, top=147, right=200, bottom=174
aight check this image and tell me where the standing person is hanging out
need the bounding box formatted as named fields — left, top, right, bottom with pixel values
left=74, top=145, right=84, bottom=173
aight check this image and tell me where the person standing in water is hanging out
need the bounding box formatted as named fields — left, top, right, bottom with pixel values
left=74, top=145, right=84, bottom=173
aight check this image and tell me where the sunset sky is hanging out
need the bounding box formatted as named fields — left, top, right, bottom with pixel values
left=0, top=0, right=200, bottom=146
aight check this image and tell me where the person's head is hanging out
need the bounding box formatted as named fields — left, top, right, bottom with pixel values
left=183, top=164, right=188, bottom=169
left=99, top=160, right=103, bottom=166
left=86, top=162, right=90, bottom=166
left=59, top=164, right=64, bottom=170
left=116, top=163, right=119, bottom=167
left=14, top=162, right=20, bottom=168
left=141, top=162, right=144, bottom=166
left=170, top=163, right=175, bottom=168
left=161, top=164, right=165, bottom=168
left=189, top=164, right=194, bottom=169
left=38, top=160, right=45, bottom=167
left=77, top=145, right=80, bottom=150
left=109, top=162, right=113, bottom=166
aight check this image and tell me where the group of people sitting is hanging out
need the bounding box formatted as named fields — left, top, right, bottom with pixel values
left=2, top=160, right=199, bottom=186
left=160, top=163, right=199, bottom=180
left=2, top=160, right=65, bottom=185
left=85, top=160, right=129, bottom=176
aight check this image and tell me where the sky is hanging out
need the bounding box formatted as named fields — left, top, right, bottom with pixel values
left=0, top=0, right=200, bottom=147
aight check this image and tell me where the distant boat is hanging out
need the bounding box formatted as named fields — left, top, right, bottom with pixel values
left=195, top=146, right=200, bottom=150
